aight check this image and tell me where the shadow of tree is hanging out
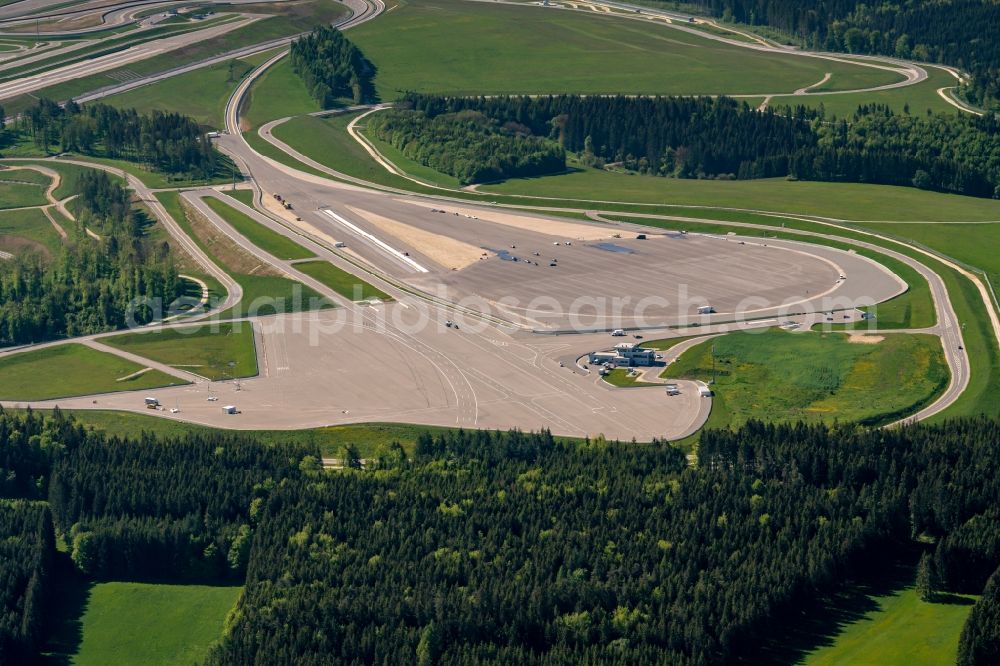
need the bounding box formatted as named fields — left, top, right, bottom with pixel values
left=739, top=546, right=920, bottom=665
left=34, top=553, right=92, bottom=666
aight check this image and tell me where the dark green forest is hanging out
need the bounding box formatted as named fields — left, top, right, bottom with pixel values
left=368, top=107, right=566, bottom=184
left=682, top=0, right=1000, bottom=109
left=2, top=408, right=999, bottom=664
left=48, top=430, right=315, bottom=582
left=16, top=98, right=223, bottom=179
left=209, top=419, right=1000, bottom=665
left=290, top=25, right=376, bottom=106
left=0, top=171, right=182, bottom=346
left=397, top=94, right=1000, bottom=197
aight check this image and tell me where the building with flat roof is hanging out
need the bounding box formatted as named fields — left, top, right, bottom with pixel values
left=588, top=343, right=657, bottom=368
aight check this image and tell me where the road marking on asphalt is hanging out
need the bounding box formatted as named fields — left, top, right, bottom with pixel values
left=322, top=208, right=429, bottom=273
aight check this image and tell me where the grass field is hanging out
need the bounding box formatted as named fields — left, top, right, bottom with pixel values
left=603, top=368, right=657, bottom=387
left=156, top=191, right=334, bottom=318
left=294, top=259, right=392, bottom=302
left=0, top=179, right=47, bottom=208
left=665, top=329, right=947, bottom=429
left=203, top=195, right=315, bottom=260
left=0, top=207, right=64, bottom=258
left=801, top=570, right=975, bottom=665
left=223, top=189, right=256, bottom=206
left=802, top=588, right=973, bottom=665
left=54, top=582, right=241, bottom=666
left=103, top=322, right=258, bottom=381
left=349, top=0, right=902, bottom=98
left=242, top=55, right=321, bottom=129
left=103, top=56, right=259, bottom=128
left=0, top=344, right=185, bottom=401
left=860, top=221, right=1000, bottom=302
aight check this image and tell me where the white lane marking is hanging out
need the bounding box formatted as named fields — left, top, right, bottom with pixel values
left=322, top=208, right=429, bottom=273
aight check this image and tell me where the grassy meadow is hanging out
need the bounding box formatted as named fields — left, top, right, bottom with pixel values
left=0, top=207, right=64, bottom=258
left=59, top=582, right=241, bottom=666
left=664, top=329, right=948, bottom=428
left=103, top=322, right=259, bottom=381
left=102, top=55, right=261, bottom=128
left=0, top=344, right=185, bottom=401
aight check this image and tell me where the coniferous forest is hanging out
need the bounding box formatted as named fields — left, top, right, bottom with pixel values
left=290, top=25, right=376, bottom=106
left=2, top=408, right=999, bottom=664
left=17, top=98, right=222, bottom=179
left=682, top=0, right=1000, bottom=109
left=394, top=94, right=1000, bottom=197
left=0, top=171, right=181, bottom=346
left=368, top=108, right=567, bottom=184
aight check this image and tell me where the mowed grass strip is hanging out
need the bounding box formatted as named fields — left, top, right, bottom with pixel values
left=223, top=189, right=256, bottom=207
left=665, top=329, right=948, bottom=429
left=294, top=259, right=392, bottom=302
left=203, top=195, right=315, bottom=260
left=155, top=191, right=334, bottom=318
left=67, top=582, right=242, bottom=666
left=349, top=0, right=902, bottom=98
left=103, top=322, right=258, bottom=381
left=0, top=344, right=185, bottom=400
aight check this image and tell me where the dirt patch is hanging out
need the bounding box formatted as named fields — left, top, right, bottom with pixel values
left=346, top=205, right=484, bottom=270
left=0, top=235, right=51, bottom=261
left=399, top=199, right=617, bottom=241
left=847, top=334, right=884, bottom=344
left=183, top=200, right=281, bottom=277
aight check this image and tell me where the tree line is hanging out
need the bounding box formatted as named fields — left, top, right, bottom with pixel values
left=399, top=94, right=1000, bottom=197
left=368, top=107, right=567, bottom=184
left=290, top=25, right=376, bottom=107
left=680, top=0, right=1000, bottom=110
left=0, top=171, right=182, bottom=346
left=207, top=418, right=1000, bottom=665
left=17, top=98, right=223, bottom=179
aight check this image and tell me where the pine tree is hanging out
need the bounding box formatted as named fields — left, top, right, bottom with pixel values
left=916, top=551, right=937, bottom=601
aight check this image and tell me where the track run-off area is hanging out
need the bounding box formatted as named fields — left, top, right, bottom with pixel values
left=0, top=0, right=996, bottom=442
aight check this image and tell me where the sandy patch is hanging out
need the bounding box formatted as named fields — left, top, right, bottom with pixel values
left=847, top=334, right=884, bottom=344
left=398, top=199, right=616, bottom=241
left=346, top=205, right=483, bottom=270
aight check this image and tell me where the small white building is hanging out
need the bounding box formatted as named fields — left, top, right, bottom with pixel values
left=588, top=343, right=657, bottom=368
